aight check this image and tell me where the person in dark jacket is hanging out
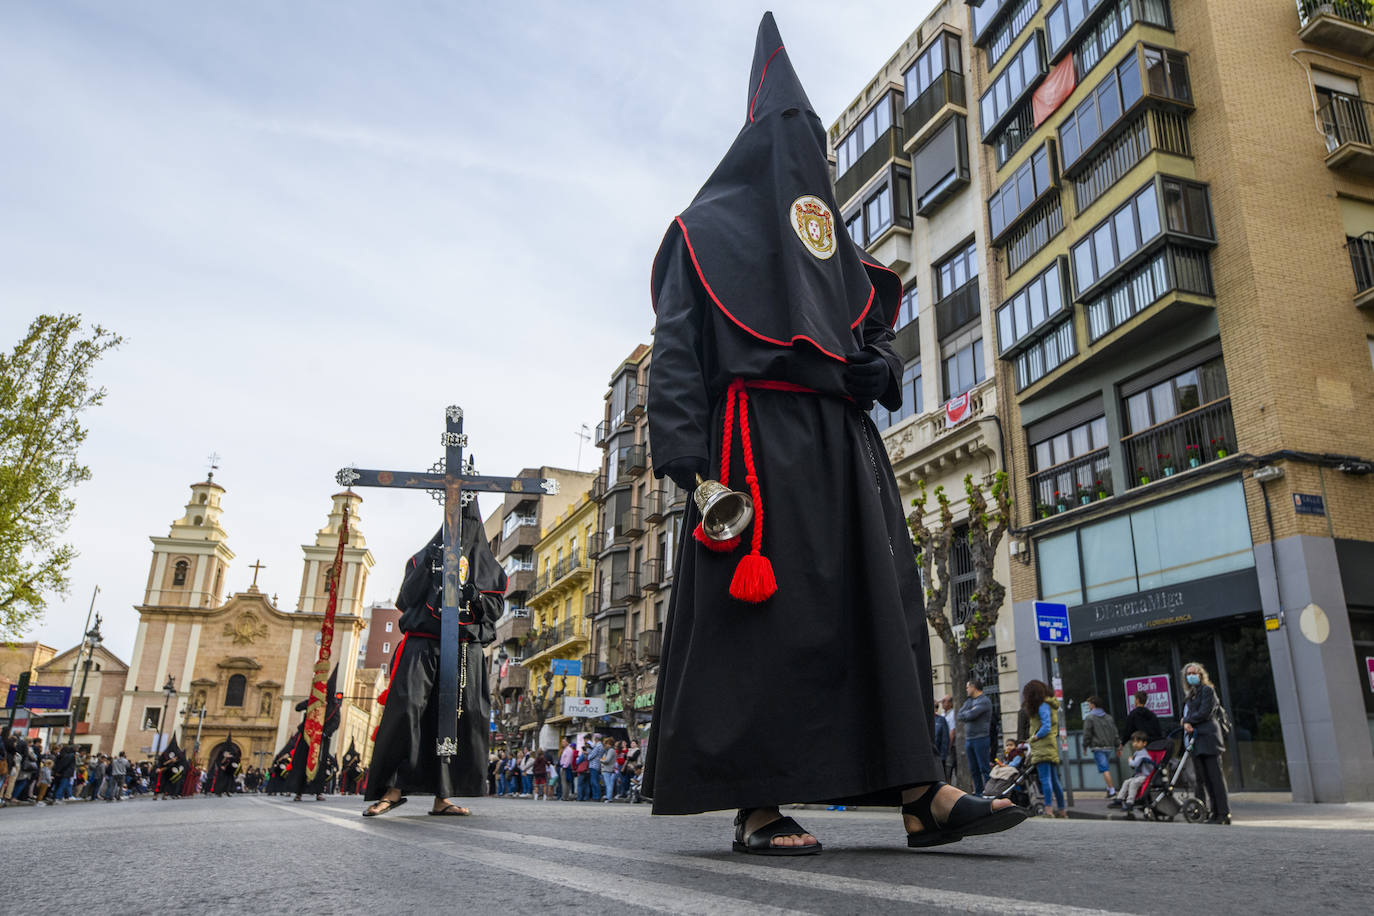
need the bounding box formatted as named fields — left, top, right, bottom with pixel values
left=53, top=746, right=77, bottom=802
left=933, top=704, right=951, bottom=779
left=956, top=679, right=994, bottom=796
left=1182, top=661, right=1230, bottom=825
left=1122, top=691, right=1164, bottom=745
left=1081, top=697, right=1120, bottom=799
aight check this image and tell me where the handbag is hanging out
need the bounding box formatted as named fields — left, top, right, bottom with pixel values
left=576, top=760, right=589, bottom=774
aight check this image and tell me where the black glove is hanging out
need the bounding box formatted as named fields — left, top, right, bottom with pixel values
left=658, top=456, right=708, bottom=492
left=843, top=349, right=890, bottom=402
left=460, top=581, right=478, bottom=606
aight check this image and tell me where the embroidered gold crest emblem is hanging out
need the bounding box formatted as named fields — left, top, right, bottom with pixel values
left=790, top=195, right=836, bottom=260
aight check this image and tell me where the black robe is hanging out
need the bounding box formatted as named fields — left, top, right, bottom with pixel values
left=288, top=666, right=342, bottom=797
left=640, top=14, right=940, bottom=816
left=365, top=501, right=507, bottom=801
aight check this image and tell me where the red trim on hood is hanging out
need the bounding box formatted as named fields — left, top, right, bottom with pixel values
left=671, top=217, right=851, bottom=364
left=749, top=45, right=786, bottom=123
left=859, top=257, right=904, bottom=329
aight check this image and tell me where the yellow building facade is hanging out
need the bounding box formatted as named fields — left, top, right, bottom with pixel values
left=521, top=491, right=597, bottom=746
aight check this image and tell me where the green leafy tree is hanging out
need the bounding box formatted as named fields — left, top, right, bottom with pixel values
left=0, top=315, right=122, bottom=638
left=908, top=471, right=1011, bottom=790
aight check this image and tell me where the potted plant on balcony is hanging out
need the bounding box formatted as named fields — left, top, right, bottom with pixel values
left=1038, top=501, right=1052, bottom=520
left=1138, top=466, right=1150, bottom=485
left=1076, top=483, right=1091, bottom=506
left=1159, top=452, right=1174, bottom=476
left=1211, top=436, right=1231, bottom=459
left=1095, top=479, right=1109, bottom=500
left=1054, top=490, right=1068, bottom=514
left=1186, top=443, right=1201, bottom=468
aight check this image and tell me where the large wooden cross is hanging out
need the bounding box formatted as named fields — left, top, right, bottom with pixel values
left=335, top=405, right=558, bottom=760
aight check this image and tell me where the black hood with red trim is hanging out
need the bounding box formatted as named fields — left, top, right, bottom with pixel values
left=396, top=496, right=506, bottom=639
left=651, top=11, right=902, bottom=363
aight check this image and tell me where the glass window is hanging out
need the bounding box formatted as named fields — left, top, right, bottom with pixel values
left=942, top=339, right=985, bottom=398
left=846, top=212, right=863, bottom=245
left=224, top=674, right=246, bottom=708
left=980, top=33, right=1046, bottom=137
left=1038, top=530, right=1083, bottom=607
left=1082, top=515, right=1138, bottom=601
left=1096, top=76, right=1121, bottom=126
left=865, top=184, right=893, bottom=240
left=1118, top=52, right=1143, bottom=107
left=1114, top=206, right=1138, bottom=256
left=1073, top=238, right=1095, bottom=293
left=1136, top=183, right=1161, bottom=239
left=1144, top=47, right=1167, bottom=96
left=936, top=240, right=979, bottom=299
left=1093, top=223, right=1115, bottom=275
left=1132, top=479, right=1253, bottom=590
left=835, top=92, right=899, bottom=177
left=1028, top=280, right=1046, bottom=327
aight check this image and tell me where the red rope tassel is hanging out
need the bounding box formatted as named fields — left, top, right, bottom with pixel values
left=728, top=384, right=777, bottom=603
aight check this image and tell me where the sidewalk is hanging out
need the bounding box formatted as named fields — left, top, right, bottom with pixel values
left=1066, top=790, right=1374, bottom=829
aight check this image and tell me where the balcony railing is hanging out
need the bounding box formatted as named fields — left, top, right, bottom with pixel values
left=1123, top=397, right=1236, bottom=488
left=1297, top=1, right=1374, bottom=56
left=594, top=420, right=613, bottom=447
left=1085, top=245, right=1214, bottom=342
left=617, top=443, right=648, bottom=478
left=588, top=531, right=607, bottom=557
left=580, top=652, right=601, bottom=680
left=494, top=613, right=531, bottom=645
left=1029, top=448, right=1114, bottom=519
left=1318, top=94, right=1374, bottom=176
left=621, top=507, right=645, bottom=538
left=641, top=559, right=664, bottom=592
left=638, top=628, right=663, bottom=663
left=1349, top=233, right=1374, bottom=302
left=644, top=489, right=667, bottom=523
left=506, top=568, right=535, bottom=596
left=590, top=474, right=607, bottom=502
left=935, top=278, right=981, bottom=337
left=610, top=572, right=640, bottom=605
left=893, top=318, right=921, bottom=362
left=583, top=593, right=598, bottom=619
left=902, top=71, right=965, bottom=145
left=624, top=383, right=646, bottom=422
left=498, top=664, right=529, bottom=692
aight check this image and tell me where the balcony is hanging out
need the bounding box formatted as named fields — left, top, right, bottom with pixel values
left=638, top=628, right=663, bottom=663
left=588, top=531, right=607, bottom=558
left=935, top=278, right=980, bottom=337
left=500, top=522, right=539, bottom=555
left=641, top=559, right=664, bottom=592
left=1349, top=233, right=1374, bottom=307
left=590, top=474, right=607, bottom=502
left=1084, top=246, right=1215, bottom=344
left=1318, top=94, right=1374, bottom=177
left=494, top=614, right=531, bottom=645
left=506, top=568, right=535, bottom=596
left=609, top=572, right=639, bottom=605
left=892, top=319, right=921, bottom=363
left=616, top=443, right=648, bottom=477
left=621, top=507, right=645, bottom=538
left=594, top=420, right=613, bottom=447
left=497, top=664, right=529, bottom=693
left=553, top=551, right=589, bottom=586
left=1029, top=448, right=1114, bottom=520
left=583, top=594, right=598, bottom=619
left=667, top=483, right=688, bottom=512
left=644, top=489, right=667, bottom=523
left=1122, top=397, right=1236, bottom=489
left=1297, top=0, right=1374, bottom=57
left=902, top=72, right=965, bottom=149
left=625, top=383, right=647, bottom=422
left=836, top=124, right=905, bottom=207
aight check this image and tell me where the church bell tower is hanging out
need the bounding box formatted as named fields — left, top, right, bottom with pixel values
left=297, top=490, right=375, bottom=618
left=145, top=473, right=235, bottom=608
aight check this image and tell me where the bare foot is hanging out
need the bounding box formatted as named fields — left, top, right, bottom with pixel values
left=744, top=806, right=819, bottom=848
left=901, top=784, right=1015, bottom=834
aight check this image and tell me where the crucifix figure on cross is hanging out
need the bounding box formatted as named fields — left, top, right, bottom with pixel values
left=336, top=405, right=558, bottom=761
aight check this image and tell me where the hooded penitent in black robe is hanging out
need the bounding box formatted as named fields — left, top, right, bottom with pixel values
left=208, top=742, right=240, bottom=796
left=265, top=745, right=292, bottom=795
left=640, top=12, right=940, bottom=816
left=288, top=665, right=342, bottom=797
left=340, top=740, right=363, bottom=794
left=364, top=497, right=507, bottom=802
left=154, top=738, right=187, bottom=796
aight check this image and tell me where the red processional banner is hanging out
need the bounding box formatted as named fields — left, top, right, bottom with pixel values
left=303, top=507, right=349, bottom=781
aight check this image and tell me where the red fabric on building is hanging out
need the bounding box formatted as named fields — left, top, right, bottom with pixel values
left=1033, top=55, right=1077, bottom=127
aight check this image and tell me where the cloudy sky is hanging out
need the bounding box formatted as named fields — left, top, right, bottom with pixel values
left=1, top=0, right=935, bottom=660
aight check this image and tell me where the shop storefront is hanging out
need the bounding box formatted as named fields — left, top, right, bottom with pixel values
left=1032, top=478, right=1288, bottom=791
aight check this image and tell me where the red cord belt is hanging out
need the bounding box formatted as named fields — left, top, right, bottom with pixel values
left=694, top=379, right=841, bottom=603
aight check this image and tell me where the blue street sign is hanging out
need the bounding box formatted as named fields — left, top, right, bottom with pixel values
left=3, top=684, right=72, bottom=709
left=551, top=659, right=582, bottom=678
left=1035, top=601, right=1072, bottom=645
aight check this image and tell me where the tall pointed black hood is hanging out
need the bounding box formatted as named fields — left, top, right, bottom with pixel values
left=652, top=11, right=902, bottom=363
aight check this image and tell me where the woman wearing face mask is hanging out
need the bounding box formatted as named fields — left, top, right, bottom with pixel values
left=1181, top=662, right=1230, bottom=825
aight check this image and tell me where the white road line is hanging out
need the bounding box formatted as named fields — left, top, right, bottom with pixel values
left=269, top=801, right=814, bottom=916
left=286, top=802, right=1130, bottom=916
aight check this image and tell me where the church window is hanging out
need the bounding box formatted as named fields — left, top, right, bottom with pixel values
left=173, top=560, right=189, bottom=586
left=199, top=493, right=207, bottom=504
left=193, top=516, right=203, bottom=526
left=224, top=674, right=246, bottom=707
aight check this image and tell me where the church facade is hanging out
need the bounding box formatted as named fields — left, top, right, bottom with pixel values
left=110, top=477, right=377, bottom=772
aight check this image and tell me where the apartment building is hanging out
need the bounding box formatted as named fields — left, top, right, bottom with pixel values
left=488, top=467, right=595, bottom=709
left=828, top=0, right=1021, bottom=731
left=586, top=344, right=686, bottom=738
left=522, top=491, right=597, bottom=744
left=965, top=0, right=1374, bottom=800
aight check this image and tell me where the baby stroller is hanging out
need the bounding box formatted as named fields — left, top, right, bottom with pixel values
left=982, top=744, right=1044, bottom=816
left=1123, top=730, right=1208, bottom=823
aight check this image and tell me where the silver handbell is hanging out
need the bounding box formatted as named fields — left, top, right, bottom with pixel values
left=693, top=474, right=754, bottom=542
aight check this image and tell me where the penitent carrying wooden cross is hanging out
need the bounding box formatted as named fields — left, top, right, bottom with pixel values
left=335, top=405, right=558, bottom=761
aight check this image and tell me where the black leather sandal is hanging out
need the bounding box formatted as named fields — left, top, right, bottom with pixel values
left=732, top=808, right=823, bottom=856
left=902, top=782, right=1028, bottom=848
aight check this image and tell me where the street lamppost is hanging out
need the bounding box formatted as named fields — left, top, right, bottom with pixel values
left=73, top=615, right=104, bottom=742
left=154, top=676, right=176, bottom=759
left=181, top=702, right=206, bottom=758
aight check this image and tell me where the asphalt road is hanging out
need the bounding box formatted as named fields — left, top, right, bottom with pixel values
left=4, top=794, right=1371, bottom=914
